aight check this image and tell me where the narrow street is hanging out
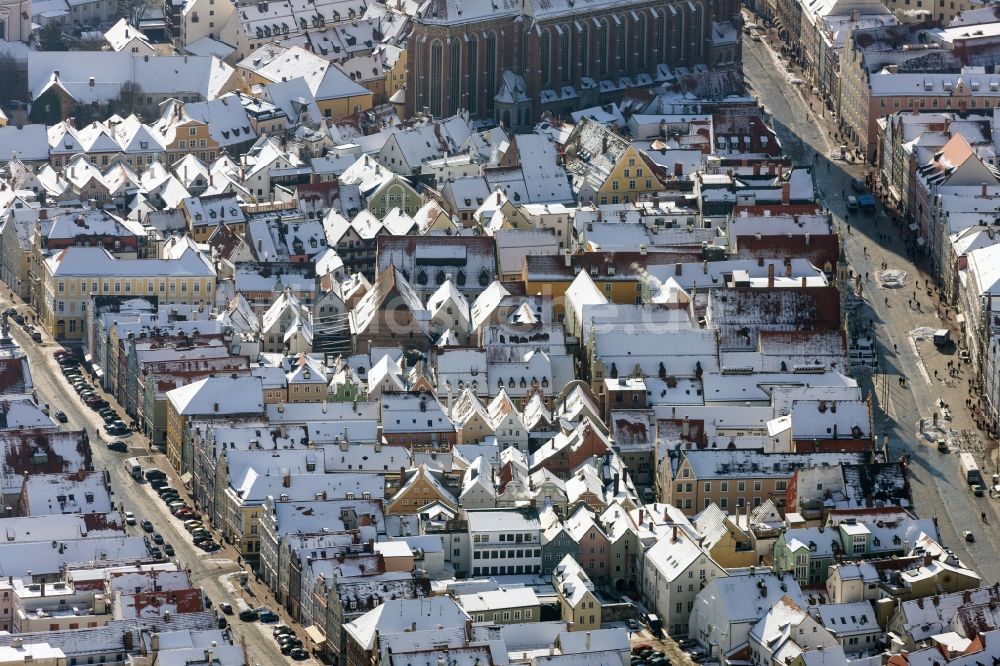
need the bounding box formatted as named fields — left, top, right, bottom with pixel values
left=743, top=29, right=1000, bottom=582
left=0, top=295, right=313, bottom=665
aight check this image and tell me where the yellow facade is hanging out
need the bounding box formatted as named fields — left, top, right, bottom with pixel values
left=165, top=404, right=186, bottom=472
left=288, top=381, right=327, bottom=403
left=189, top=219, right=247, bottom=243
left=165, top=120, right=219, bottom=164
left=385, top=474, right=456, bottom=516
left=316, top=92, right=374, bottom=120
left=387, top=50, right=407, bottom=99
left=456, top=411, right=494, bottom=445
left=42, top=272, right=215, bottom=341
left=561, top=589, right=602, bottom=631
left=521, top=273, right=643, bottom=317
left=596, top=145, right=664, bottom=205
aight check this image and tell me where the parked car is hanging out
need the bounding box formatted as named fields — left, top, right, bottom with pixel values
left=184, top=520, right=203, bottom=532
left=290, top=648, right=309, bottom=661
left=217, top=617, right=228, bottom=629
left=106, top=441, right=128, bottom=453
left=220, top=602, right=233, bottom=615
left=145, top=469, right=166, bottom=482
left=163, top=543, right=175, bottom=556
left=625, top=619, right=640, bottom=631
left=273, top=626, right=292, bottom=638
left=198, top=541, right=220, bottom=552
left=238, top=608, right=258, bottom=622
left=192, top=533, right=212, bottom=545
left=257, top=608, right=278, bottom=623
left=124, top=512, right=136, bottom=525
left=30, top=331, right=41, bottom=343
left=174, top=508, right=197, bottom=520
left=54, top=411, right=67, bottom=423
left=149, top=478, right=168, bottom=490
left=151, top=532, right=164, bottom=545
left=149, top=546, right=163, bottom=559
left=140, top=520, right=154, bottom=533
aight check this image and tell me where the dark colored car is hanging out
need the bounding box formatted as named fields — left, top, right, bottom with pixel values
left=198, top=540, right=220, bottom=552
left=257, top=608, right=278, bottom=623
left=149, top=546, right=163, bottom=559
left=149, top=478, right=168, bottom=490
left=54, top=411, right=67, bottom=423
left=140, top=520, right=154, bottom=533
left=220, top=602, right=234, bottom=615
left=217, top=617, right=228, bottom=629
left=163, top=543, right=175, bottom=556
left=238, top=608, right=258, bottom=622
left=290, top=648, right=309, bottom=661
left=151, top=532, right=164, bottom=545
left=106, top=441, right=128, bottom=453
left=145, top=469, right=166, bottom=482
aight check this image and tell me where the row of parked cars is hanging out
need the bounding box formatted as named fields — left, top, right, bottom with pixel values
left=6, top=308, right=42, bottom=343
left=151, top=480, right=222, bottom=552
left=55, top=350, right=132, bottom=439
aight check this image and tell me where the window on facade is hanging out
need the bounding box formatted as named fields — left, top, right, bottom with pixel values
left=541, top=29, right=552, bottom=86
left=485, top=34, right=497, bottom=112
left=467, top=35, right=478, bottom=111
left=637, top=15, right=647, bottom=67
left=450, top=40, right=461, bottom=115
left=429, top=41, right=443, bottom=117
left=560, top=26, right=571, bottom=81
left=618, top=20, right=626, bottom=66
left=599, top=21, right=609, bottom=74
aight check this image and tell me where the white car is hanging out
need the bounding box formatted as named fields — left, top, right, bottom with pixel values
left=790, top=77, right=804, bottom=85
left=124, top=511, right=136, bottom=525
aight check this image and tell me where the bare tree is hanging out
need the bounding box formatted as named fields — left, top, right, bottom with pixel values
left=0, top=53, right=28, bottom=107
left=118, top=80, right=144, bottom=117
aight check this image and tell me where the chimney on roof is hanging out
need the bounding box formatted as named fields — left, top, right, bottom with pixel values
left=702, top=260, right=708, bottom=274
left=767, top=263, right=775, bottom=288
left=672, top=525, right=679, bottom=542
left=753, top=163, right=760, bottom=176
left=564, top=249, right=572, bottom=268
left=496, top=192, right=501, bottom=205
left=283, top=471, right=290, bottom=487
left=781, top=182, right=790, bottom=204
left=39, top=209, right=47, bottom=220
left=682, top=416, right=690, bottom=438
left=675, top=262, right=682, bottom=276
left=213, top=402, right=219, bottom=412
left=801, top=276, right=807, bottom=288
left=983, top=183, right=988, bottom=196
left=924, top=552, right=933, bottom=567
left=89, top=77, right=95, bottom=87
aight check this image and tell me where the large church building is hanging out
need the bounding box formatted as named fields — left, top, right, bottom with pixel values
left=405, top=0, right=742, bottom=128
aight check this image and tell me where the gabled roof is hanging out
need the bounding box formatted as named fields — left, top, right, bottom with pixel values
left=166, top=376, right=264, bottom=415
